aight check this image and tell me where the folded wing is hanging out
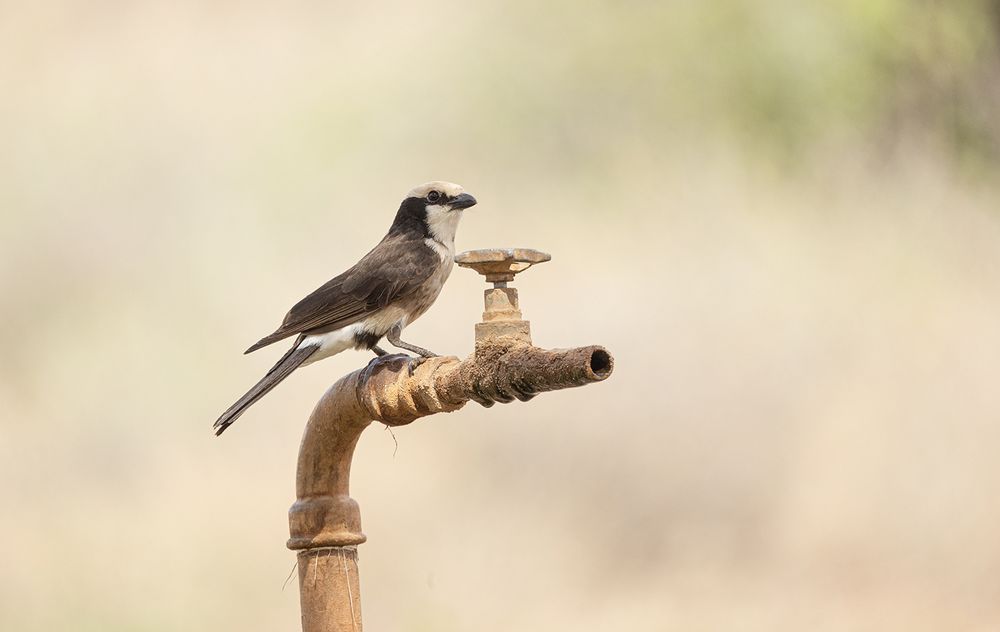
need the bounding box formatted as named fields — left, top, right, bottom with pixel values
left=245, top=235, right=436, bottom=353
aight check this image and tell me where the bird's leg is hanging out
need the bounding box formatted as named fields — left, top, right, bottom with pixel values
left=371, top=345, right=388, bottom=357
left=387, top=326, right=438, bottom=376
left=386, top=326, right=438, bottom=358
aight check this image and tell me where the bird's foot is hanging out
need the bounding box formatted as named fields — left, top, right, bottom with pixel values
left=371, top=345, right=388, bottom=357
left=406, top=355, right=435, bottom=376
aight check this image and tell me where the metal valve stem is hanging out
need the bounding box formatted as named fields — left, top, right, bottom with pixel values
left=455, top=248, right=551, bottom=347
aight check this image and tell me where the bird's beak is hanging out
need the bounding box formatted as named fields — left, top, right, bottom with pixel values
left=449, top=193, right=477, bottom=210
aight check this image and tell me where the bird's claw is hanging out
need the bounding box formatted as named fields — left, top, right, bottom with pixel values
left=407, top=355, right=433, bottom=376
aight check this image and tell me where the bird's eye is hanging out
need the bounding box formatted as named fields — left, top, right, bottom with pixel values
left=427, top=191, right=441, bottom=203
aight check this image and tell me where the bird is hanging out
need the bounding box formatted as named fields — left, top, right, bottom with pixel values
left=213, top=181, right=477, bottom=435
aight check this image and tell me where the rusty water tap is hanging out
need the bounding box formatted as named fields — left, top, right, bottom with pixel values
left=455, top=248, right=550, bottom=347
left=287, top=246, right=612, bottom=632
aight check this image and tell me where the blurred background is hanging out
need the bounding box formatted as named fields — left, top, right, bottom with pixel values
left=3, top=0, right=1000, bottom=629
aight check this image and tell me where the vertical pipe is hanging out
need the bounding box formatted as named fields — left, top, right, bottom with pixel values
left=297, top=547, right=362, bottom=632
left=289, top=374, right=370, bottom=632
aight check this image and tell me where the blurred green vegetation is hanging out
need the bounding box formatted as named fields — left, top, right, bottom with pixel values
left=473, top=0, right=1000, bottom=171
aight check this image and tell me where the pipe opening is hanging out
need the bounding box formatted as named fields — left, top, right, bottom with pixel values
left=589, top=349, right=613, bottom=378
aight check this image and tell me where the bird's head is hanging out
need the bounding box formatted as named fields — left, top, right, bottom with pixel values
left=393, top=181, right=477, bottom=244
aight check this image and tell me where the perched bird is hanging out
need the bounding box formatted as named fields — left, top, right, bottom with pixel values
left=214, top=181, right=477, bottom=435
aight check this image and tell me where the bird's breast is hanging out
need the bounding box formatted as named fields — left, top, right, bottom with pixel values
left=351, top=242, right=453, bottom=338
left=384, top=255, right=453, bottom=331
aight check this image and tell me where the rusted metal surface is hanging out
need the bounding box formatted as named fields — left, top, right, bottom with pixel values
left=475, top=287, right=531, bottom=343
left=296, top=547, right=362, bottom=632
left=455, top=248, right=550, bottom=284
left=288, top=248, right=612, bottom=632
left=288, top=343, right=613, bottom=550
left=457, top=247, right=550, bottom=345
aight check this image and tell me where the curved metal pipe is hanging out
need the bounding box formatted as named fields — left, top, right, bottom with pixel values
left=288, top=340, right=613, bottom=631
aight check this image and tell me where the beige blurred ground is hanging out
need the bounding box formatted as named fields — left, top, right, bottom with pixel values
left=3, top=1, right=1000, bottom=630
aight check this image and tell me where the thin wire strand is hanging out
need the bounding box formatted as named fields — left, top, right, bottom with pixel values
left=342, top=549, right=359, bottom=631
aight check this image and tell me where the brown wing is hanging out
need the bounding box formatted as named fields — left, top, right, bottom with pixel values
left=245, top=235, right=438, bottom=353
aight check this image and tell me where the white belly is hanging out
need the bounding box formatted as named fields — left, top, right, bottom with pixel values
left=296, top=304, right=414, bottom=365
left=299, top=326, right=362, bottom=365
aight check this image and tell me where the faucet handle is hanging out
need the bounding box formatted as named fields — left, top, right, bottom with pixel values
left=456, top=248, right=551, bottom=346
left=455, top=248, right=551, bottom=286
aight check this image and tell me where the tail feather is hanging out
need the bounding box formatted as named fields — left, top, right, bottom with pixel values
left=214, top=336, right=317, bottom=435
left=245, top=331, right=289, bottom=354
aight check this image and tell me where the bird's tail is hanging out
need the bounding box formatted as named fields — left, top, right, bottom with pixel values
left=214, top=336, right=316, bottom=436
